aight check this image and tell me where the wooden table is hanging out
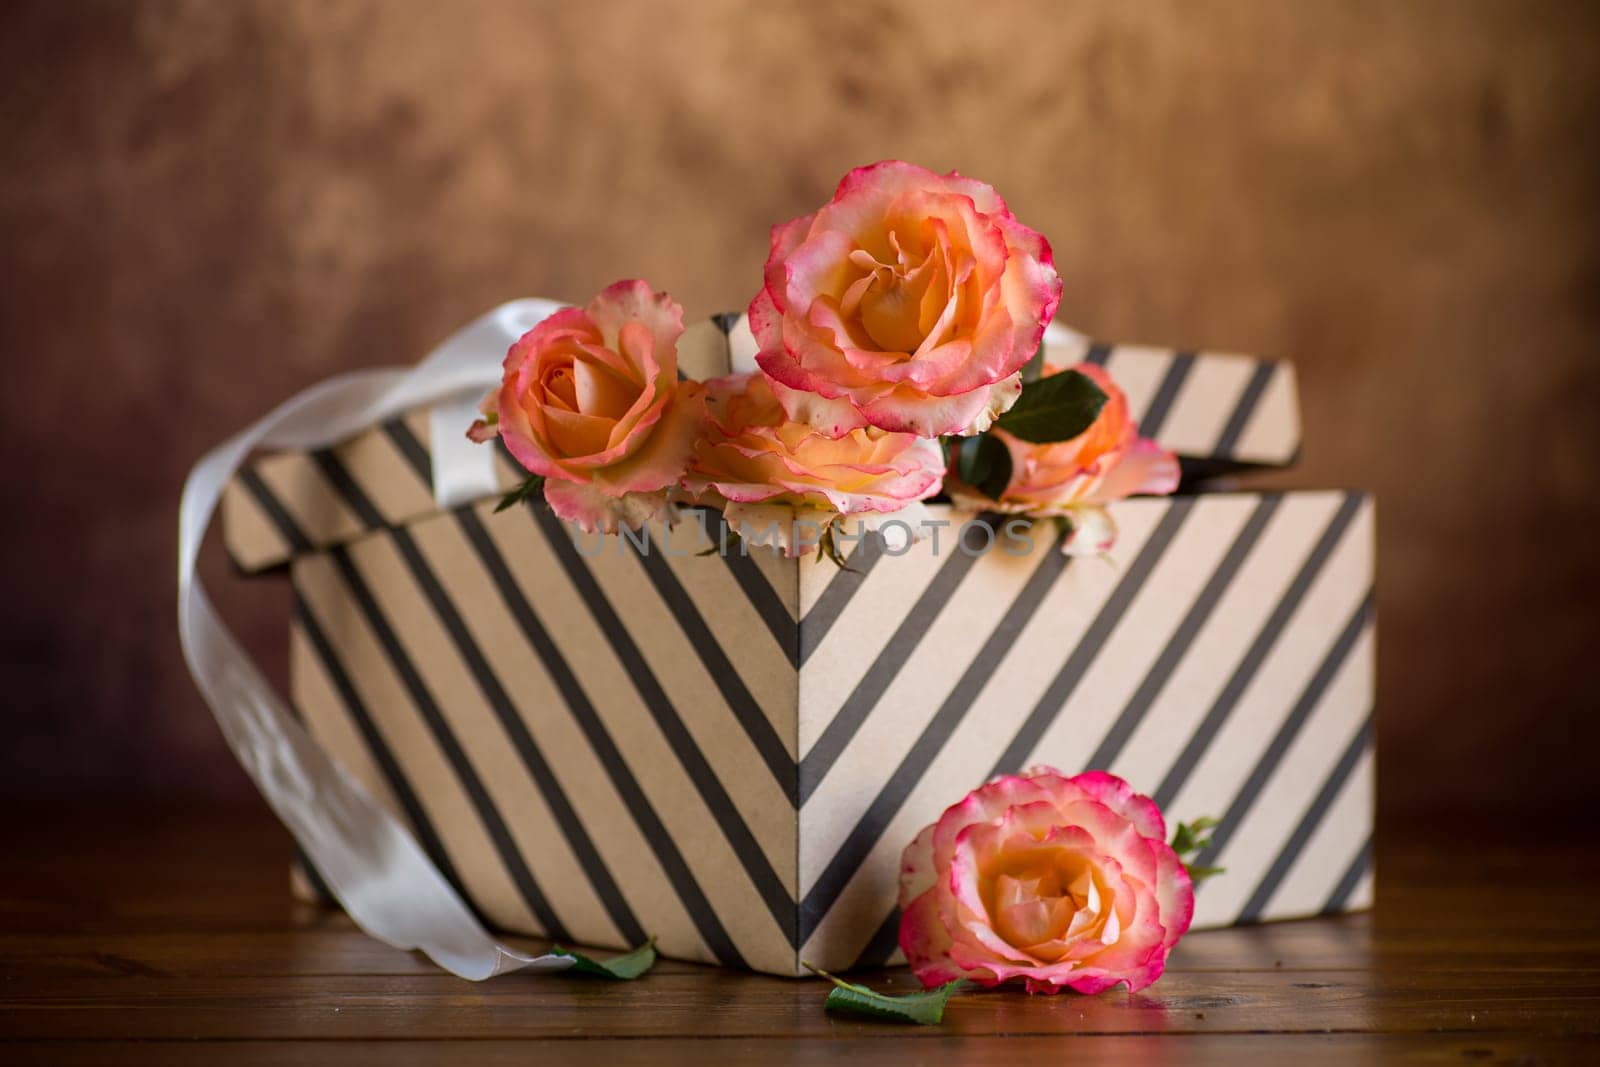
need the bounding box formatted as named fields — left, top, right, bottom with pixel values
left=2, top=804, right=1596, bottom=1064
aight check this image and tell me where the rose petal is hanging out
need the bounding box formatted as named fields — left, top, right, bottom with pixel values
left=543, top=481, right=674, bottom=535
left=1068, top=771, right=1168, bottom=842
left=594, top=383, right=704, bottom=495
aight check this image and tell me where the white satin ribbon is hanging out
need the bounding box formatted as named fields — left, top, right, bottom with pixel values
left=178, top=298, right=578, bottom=980
left=429, top=393, right=503, bottom=510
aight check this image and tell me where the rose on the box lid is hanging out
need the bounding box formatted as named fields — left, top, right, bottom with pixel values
left=947, top=361, right=1180, bottom=555
left=469, top=280, right=705, bottom=534
left=749, top=160, right=1063, bottom=439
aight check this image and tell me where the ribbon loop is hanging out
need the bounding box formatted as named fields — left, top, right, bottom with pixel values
left=178, top=299, right=575, bottom=980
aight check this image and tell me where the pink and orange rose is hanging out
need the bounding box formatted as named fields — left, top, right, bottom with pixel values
left=948, top=362, right=1180, bottom=554
left=750, top=161, right=1063, bottom=438
left=470, top=280, right=704, bottom=533
left=679, top=372, right=944, bottom=555
left=899, top=768, right=1194, bottom=996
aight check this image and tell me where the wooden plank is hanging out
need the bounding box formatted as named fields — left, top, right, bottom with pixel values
left=1, top=968, right=1597, bottom=1040
left=4, top=918, right=1600, bottom=979
left=3, top=1035, right=1597, bottom=1067
left=3, top=805, right=1599, bottom=1061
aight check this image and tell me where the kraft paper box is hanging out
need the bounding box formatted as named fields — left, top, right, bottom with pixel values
left=223, top=314, right=1374, bottom=976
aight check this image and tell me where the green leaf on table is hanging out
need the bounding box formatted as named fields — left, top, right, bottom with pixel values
left=806, top=963, right=966, bottom=1025
left=495, top=473, right=545, bottom=513
left=551, top=938, right=657, bottom=980
left=954, top=433, right=1013, bottom=501
left=995, top=367, right=1108, bottom=443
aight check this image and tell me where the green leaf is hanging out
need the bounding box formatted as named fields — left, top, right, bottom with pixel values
left=697, top=520, right=735, bottom=556
left=1170, top=817, right=1225, bottom=887
left=995, top=368, right=1108, bottom=443
left=805, top=963, right=965, bottom=1025
left=955, top=433, right=1013, bottom=501
left=1171, top=817, right=1218, bottom=859
left=551, top=938, right=656, bottom=980
left=817, top=522, right=859, bottom=573
left=495, top=473, right=546, bottom=513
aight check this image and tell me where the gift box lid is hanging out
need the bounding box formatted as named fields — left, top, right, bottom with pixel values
left=222, top=312, right=1301, bottom=573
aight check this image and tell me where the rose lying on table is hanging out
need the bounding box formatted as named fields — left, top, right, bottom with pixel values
left=810, top=770, right=1219, bottom=1024
left=901, top=768, right=1198, bottom=995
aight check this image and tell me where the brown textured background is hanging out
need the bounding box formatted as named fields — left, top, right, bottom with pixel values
left=3, top=0, right=1597, bottom=817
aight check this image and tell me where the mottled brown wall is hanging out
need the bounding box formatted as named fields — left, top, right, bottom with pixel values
left=3, top=0, right=1597, bottom=816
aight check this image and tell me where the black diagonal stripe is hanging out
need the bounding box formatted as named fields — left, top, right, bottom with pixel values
left=1195, top=591, right=1375, bottom=870
left=704, top=510, right=799, bottom=670
left=382, top=418, right=434, bottom=486
left=710, top=311, right=741, bottom=336
left=529, top=502, right=797, bottom=950
left=798, top=531, right=885, bottom=665
left=799, top=531, right=1072, bottom=944
left=314, top=446, right=639, bottom=938
left=289, top=596, right=480, bottom=919
left=1084, top=496, right=1285, bottom=774
left=1153, top=492, right=1368, bottom=809
left=989, top=498, right=1198, bottom=779
left=454, top=509, right=743, bottom=966
left=385, top=523, right=644, bottom=946
left=629, top=529, right=797, bottom=807
left=279, top=640, right=339, bottom=907
left=797, top=522, right=994, bottom=807
left=1211, top=361, right=1277, bottom=459
left=492, top=435, right=521, bottom=476
left=1136, top=351, right=1195, bottom=440
left=326, top=543, right=571, bottom=942
left=1322, top=836, right=1373, bottom=915
left=854, top=905, right=904, bottom=968
left=1237, top=715, right=1373, bottom=924
left=235, top=467, right=314, bottom=555
left=292, top=850, right=336, bottom=905
left=1082, top=342, right=1112, bottom=366
left=311, top=448, right=389, bottom=530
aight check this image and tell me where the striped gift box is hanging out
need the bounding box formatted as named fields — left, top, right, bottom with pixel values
left=227, top=315, right=1372, bottom=976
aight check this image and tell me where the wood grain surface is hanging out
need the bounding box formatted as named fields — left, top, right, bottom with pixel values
left=1, top=805, right=1595, bottom=1063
